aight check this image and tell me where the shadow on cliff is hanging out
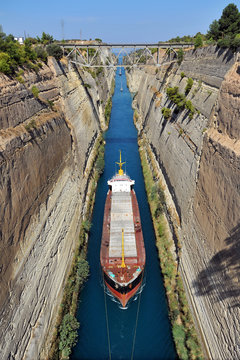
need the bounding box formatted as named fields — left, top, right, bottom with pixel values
left=192, top=223, right=240, bottom=307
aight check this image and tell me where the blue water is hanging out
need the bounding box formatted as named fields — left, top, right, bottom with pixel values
left=71, top=68, right=176, bottom=360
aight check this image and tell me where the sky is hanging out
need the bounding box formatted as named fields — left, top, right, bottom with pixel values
left=1, top=0, right=237, bottom=43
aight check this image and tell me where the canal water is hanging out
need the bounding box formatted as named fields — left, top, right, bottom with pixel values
left=71, top=68, right=176, bottom=360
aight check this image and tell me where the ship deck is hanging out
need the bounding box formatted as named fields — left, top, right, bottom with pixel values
left=109, top=192, right=137, bottom=258
left=100, top=189, right=145, bottom=270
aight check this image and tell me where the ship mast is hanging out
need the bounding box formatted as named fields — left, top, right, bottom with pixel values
left=121, top=228, right=126, bottom=268
left=116, top=150, right=125, bottom=176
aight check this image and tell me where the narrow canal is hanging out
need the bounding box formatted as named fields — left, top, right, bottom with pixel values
left=71, top=68, right=176, bottom=360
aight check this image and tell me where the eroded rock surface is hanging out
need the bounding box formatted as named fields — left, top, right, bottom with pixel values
left=127, top=46, right=240, bottom=359
left=0, top=55, right=114, bottom=359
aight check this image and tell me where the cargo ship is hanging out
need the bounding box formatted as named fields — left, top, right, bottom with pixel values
left=100, top=152, right=145, bottom=307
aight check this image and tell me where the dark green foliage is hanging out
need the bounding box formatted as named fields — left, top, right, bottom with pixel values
left=35, top=46, right=48, bottom=62
left=0, top=52, right=11, bottom=74
left=105, top=97, right=112, bottom=124
left=194, top=34, right=203, bottom=49
left=59, top=313, right=79, bottom=357
left=82, top=220, right=92, bottom=232
left=207, top=3, right=240, bottom=50
left=88, top=48, right=96, bottom=56
left=76, top=259, right=89, bottom=285
left=96, top=66, right=103, bottom=76
left=219, top=3, right=240, bottom=36
left=207, top=19, right=220, bottom=40
left=95, top=144, right=105, bottom=175
left=166, top=86, right=196, bottom=119
left=24, top=38, right=37, bottom=61
left=46, top=43, right=63, bottom=60
left=151, top=48, right=158, bottom=54
left=177, top=48, right=184, bottom=65
left=83, top=83, right=91, bottom=88
left=161, top=107, right=172, bottom=120
left=37, top=32, right=54, bottom=44
left=185, top=78, right=193, bottom=94
left=0, top=30, right=55, bottom=75
left=95, top=38, right=102, bottom=43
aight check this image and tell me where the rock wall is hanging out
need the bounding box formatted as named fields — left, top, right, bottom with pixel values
left=0, top=55, right=114, bottom=360
left=127, top=46, right=240, bottom=359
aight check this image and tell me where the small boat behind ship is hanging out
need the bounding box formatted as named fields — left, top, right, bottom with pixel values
left=100, top=151, right=145, bottom=307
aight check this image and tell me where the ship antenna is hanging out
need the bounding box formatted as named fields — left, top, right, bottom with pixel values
left=116, top=150, right=125, bottom=176
left=121, top=228, right=126, bottom=268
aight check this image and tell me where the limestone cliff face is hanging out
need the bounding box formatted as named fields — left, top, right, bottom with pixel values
left=127, top=46, right=240, bottom=359
left=0, top=55, right=114, bottom=360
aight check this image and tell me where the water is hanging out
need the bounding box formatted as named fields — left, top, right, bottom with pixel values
left=71, top=68, right=176, bottom=360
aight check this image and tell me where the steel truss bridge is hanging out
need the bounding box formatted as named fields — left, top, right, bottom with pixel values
left=59, top=42, right=194, bottom=68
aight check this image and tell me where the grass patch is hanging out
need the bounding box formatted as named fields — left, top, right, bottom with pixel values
left=25, top=119, right=37, bottom=132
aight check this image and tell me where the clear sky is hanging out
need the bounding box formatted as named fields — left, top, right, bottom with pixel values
left=1, top=0, right=236, bottom=42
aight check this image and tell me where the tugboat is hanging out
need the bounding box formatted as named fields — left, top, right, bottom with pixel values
left=100, top=151, right=145, bottom=307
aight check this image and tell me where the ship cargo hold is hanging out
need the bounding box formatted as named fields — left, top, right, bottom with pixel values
left=100, top=152, right=145, bottom=307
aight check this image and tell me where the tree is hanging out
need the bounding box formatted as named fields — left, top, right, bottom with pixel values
left=218, top=3, right=240, bottom=37
left=46, top=43, right=63, bottom=60
left=59, top=313, right=80, bottom=357
left=0, top=52, right=11, bottom=75
left=207, top=19, right=220, bottom=40
left=41, top=32, right=53, bottom=44
left=35, top=46, right=48, bottom=62
left=194, top=34, right=203, bottom=49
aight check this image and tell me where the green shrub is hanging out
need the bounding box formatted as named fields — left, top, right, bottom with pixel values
left=35, top=46, right=48, bottom=62
left=31, top=85, right=39, bottom=98
left=194, top=34, right=203, bottom=49
left=177, top=48, right=184, bottom=65
left=46, top=43, right=63, bottom=60
left=83, top=83, right=91, bottom=88
left=185, top=78, right=193, bottom=94
left=25, top=119, right=37, bottom=132
left=162, top=107, right=172, bottom=120
left=82, top=220, right=92, bottom=232
left=59, top=313, right=79, bottom=358
left=96, top=66, right=103, bottom=76
left=105, top=97, right=112, bottom=124
left=76, top=259, right=89, bottom=285
left=180, top=72, right=185, bottom=79
left=0, top=52, right=11, bottom=75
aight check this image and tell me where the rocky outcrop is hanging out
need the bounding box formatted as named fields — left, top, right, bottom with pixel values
left=127, top=46, right=240, bottom=359
left=0, top=55, right=114, bottom=360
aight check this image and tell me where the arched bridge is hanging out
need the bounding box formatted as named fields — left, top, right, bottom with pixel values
left=58, top=42, right=194, bottom=68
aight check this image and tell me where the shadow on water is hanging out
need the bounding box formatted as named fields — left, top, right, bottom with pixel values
left=71, top=67, right=176, bottom=360
left=193, top=223, right=240, bottom=308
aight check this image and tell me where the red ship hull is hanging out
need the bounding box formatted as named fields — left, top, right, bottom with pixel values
left=100, top=188, right=145, bottom=307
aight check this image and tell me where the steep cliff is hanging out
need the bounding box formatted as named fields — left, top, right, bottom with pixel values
left=127, top=46, right=240, bottom=359
left=0, top=55, right=114, bottom=360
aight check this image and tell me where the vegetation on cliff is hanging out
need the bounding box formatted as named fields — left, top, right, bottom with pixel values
left=0, top=29, right=63, bottom=75
left=138, top=137, right=203, bottom=360
left=48, top=136, right=105, bottom=360
left=168, top=3, right=240, bottom=51
left=207, top=3, right=240, bottom=50
left=166, top=85, right=196, bottom=119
